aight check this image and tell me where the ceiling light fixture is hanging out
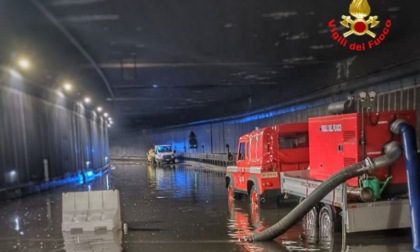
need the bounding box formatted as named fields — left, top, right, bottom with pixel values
left=63, top=82, right=72, bottom=92
left=17, top=58, right=30, bottom=70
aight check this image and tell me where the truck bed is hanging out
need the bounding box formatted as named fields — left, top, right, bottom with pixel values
left=280, top=170, right=345, bottom=207
left=280, top=170, right=411, bottom=233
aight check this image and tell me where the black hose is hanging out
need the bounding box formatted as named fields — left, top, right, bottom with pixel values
left=245, top=141, right=402, bottom=242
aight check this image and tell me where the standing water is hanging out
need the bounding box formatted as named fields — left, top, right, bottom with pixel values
left=0, top=161, right=413, bottom=251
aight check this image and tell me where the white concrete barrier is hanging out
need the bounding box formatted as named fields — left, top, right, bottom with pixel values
left=62, top=190, right=121, bottom=232
left=62, top=230, right=122, bottom=252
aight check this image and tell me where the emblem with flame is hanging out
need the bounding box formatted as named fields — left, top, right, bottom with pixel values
left=340, top=0, right=379, bottom=38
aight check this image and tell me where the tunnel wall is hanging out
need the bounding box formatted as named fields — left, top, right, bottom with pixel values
left=110, top=74, right=420, bottom=159
left=0, top=71, right=109, bottom=189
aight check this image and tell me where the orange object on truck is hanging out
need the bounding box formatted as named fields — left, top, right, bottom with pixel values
left=225, top=123, right=309, bottom=207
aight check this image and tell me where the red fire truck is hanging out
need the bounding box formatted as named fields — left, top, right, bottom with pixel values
left=225, top=123, right=310, bottom=208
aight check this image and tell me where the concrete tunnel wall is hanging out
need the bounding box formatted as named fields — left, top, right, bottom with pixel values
left=110, top=74, right=420, bottom=159
left=0, top=70, right=109, bottom=191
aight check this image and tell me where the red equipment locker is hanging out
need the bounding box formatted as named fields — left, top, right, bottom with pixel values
left=308, top=110, right=416, bottom=192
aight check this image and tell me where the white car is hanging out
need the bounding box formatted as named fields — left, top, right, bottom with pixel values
left=153, top=145, right=176, bottom=165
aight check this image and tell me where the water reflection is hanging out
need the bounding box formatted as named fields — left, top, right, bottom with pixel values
left=146, top=164, right=225, bottom=200
left=338, top=228, right=412, bottom=252
left=224, top=182, right=415, bottom=252
left=341, top=244, right=412, bottom=252
left=0, top=162, right=414, bottom=251
left=62, top=230, right=122, bottom=252
left=227, top=199, right=289, bottom=251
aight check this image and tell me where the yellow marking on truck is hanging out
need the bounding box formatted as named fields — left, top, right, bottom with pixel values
left=261, top=172, right=278, bottom=178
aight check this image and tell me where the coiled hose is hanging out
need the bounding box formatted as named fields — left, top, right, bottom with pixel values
left=245, top=141, right=402, bottom=242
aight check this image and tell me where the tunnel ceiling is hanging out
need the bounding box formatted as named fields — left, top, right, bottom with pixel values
left=1, top=0, right=420, bottom=129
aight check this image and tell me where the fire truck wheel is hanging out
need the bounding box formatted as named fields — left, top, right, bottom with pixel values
left=249, top=186, right=260, bottom=209
left=319, top=205, right=334, bottom=244
left=303, top=206, right=319, bottom=244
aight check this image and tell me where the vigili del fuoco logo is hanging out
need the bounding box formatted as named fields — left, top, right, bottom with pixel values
left=328, top=0, right=391, bottom=51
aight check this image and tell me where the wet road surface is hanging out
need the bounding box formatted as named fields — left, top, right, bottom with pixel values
left=0, top=161, right=413, bottom=251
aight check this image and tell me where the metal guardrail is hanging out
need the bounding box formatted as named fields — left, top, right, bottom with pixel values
left=0, top=164, right=111, bottom=201
left=179, top=153, right=236, bottom=167
left=110, top=153, right=236, bottom=167
left=110, top=156, right=145, bottom=161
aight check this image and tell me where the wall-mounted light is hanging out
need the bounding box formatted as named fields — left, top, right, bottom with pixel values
left=17, top=58, right=30, bottom=70
left=63, top=82, right=72, bottom=92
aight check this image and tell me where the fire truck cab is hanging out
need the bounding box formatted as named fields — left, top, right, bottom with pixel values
left=226, top=123, right=309, bottom=207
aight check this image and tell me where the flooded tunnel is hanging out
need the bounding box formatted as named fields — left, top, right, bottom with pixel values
left=0, top=161, right=413, bottom=251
